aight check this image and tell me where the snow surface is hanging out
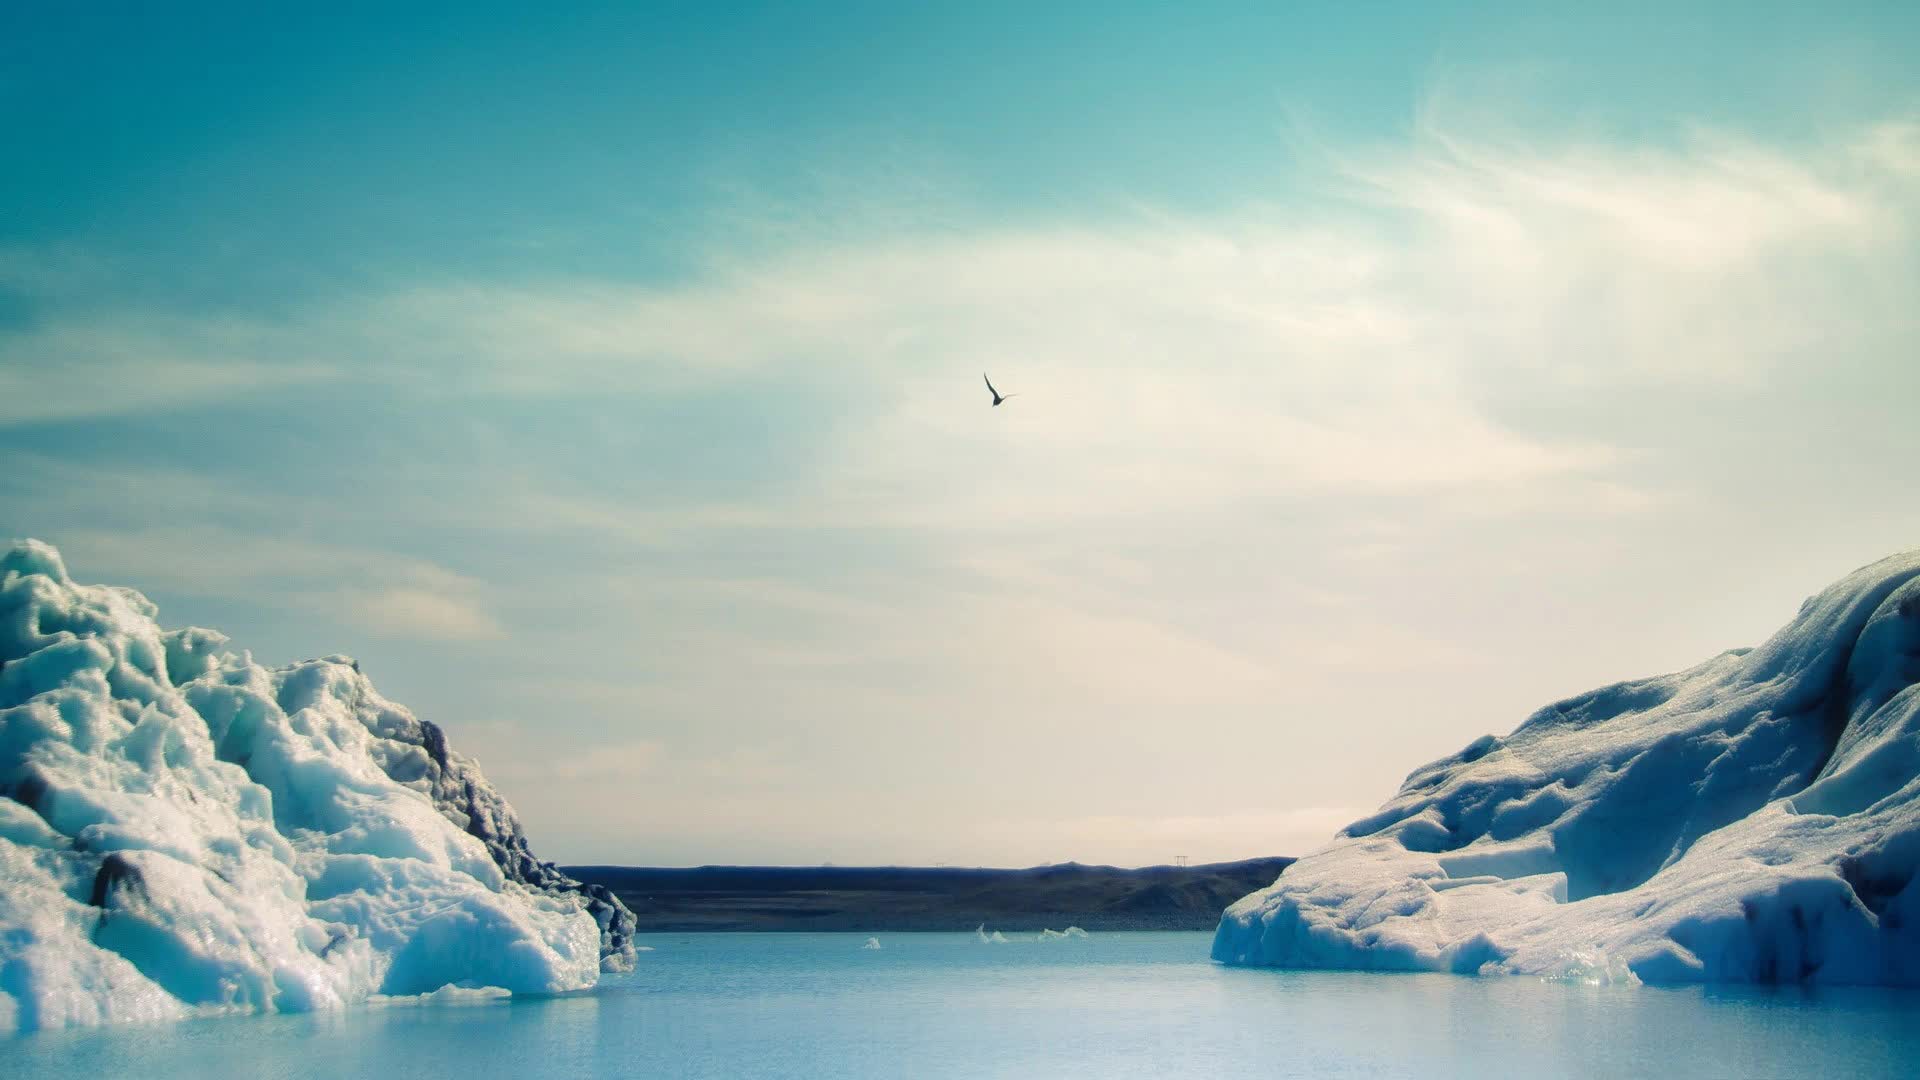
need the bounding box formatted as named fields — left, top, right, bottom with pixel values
left=0, top=540, right=637, bottom=1034
left=1216, top=550, right=1920, bottom=985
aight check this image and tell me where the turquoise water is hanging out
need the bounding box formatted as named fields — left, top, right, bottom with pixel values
left=5, top=932, right=1918, bottom=1078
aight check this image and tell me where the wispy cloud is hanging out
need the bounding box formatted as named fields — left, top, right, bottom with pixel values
left=484, top=739, right=665, bottom=785
left=348, top=586, right=505, bottom=641
left=0, top=313, right=342, bottom=425
left=39, top=525, right=506, bottom=643
left=8, top=115, right=1913, bottom=539
left=6, top=105, right=1919, bottom=865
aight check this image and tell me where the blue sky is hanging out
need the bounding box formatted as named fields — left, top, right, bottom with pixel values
left=5, top=4, right=1919, bottom=865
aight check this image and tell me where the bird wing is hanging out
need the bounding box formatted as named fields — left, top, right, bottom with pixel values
left=983, top=373, right=998, bottom=397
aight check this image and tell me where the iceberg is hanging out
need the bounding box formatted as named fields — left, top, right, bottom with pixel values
left=0, top=540, right=637, bottom=1035
left=1215, top=550, right=1920, bottom=985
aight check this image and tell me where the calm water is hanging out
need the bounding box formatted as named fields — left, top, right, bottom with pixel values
left=5, top=932, right=1918, bottom=1079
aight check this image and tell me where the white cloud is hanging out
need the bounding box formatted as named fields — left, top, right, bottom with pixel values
left=348, top=587, right=505, bottom=641
left=39, top=525, right=507, bottom=643
left=7, top=107, right=1919, bottom=866
left=10, top=113, right=1913, bottom=532
left=0, top=314, right=341, bottom=425
left=268, top=116, right=1907, bottom=543
left=484, top=739, right=664, bottom=784
left=1856, top=119, right=1920, bottom=178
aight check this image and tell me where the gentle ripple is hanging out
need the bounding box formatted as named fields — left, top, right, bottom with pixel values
left=5, top=932, right=1918, bottom=1079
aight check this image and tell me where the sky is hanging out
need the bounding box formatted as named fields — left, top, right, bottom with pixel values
left=4, top=3, right=1919, bottom=867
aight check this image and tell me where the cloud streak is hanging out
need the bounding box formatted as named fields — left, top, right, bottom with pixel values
left=15, top=107, right=1908, bottom=536
left=6, top=104, right=1918, bottom=865
left=37, top=525, right=507, bottom=643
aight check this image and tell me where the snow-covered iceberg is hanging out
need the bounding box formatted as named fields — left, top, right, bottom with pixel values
left=1216, top=550, right=1920, bottom=985
left=0, top=540, right=637, bottom=1034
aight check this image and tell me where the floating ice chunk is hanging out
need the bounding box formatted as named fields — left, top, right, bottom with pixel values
left=1517, top=949, right=1641, bottom=987
left=1216, top=549, right=1920, bottom=986
left=861, top=937, right=882, bottom=950
left=369, top=984, right=513, bottom=1008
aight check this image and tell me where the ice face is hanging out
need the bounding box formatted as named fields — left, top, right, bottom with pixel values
left=0, top=540, right=636, bottom=1034
left=1215, top=550, right=1920, bottom=986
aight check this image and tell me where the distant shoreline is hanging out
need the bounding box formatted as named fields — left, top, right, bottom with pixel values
left=565, top=857, right=1294, bottom=933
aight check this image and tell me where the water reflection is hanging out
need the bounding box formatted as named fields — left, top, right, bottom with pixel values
left=3, top=934, right=1916, bottom=1080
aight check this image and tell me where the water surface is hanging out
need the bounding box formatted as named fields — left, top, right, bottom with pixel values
left=5, top=932, right=1916, bottom=1078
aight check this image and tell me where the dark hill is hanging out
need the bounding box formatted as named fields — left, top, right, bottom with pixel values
left=563, top=857, right=1294, bottom=932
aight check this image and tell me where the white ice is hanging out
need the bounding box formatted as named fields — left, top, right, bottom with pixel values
left=0, top=541, right=614, bottom=1034
left=1216, top=550, right=1920, bottom=985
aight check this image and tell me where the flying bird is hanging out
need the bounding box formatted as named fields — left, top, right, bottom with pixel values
left=983, top=373, right=1017, bottom=407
